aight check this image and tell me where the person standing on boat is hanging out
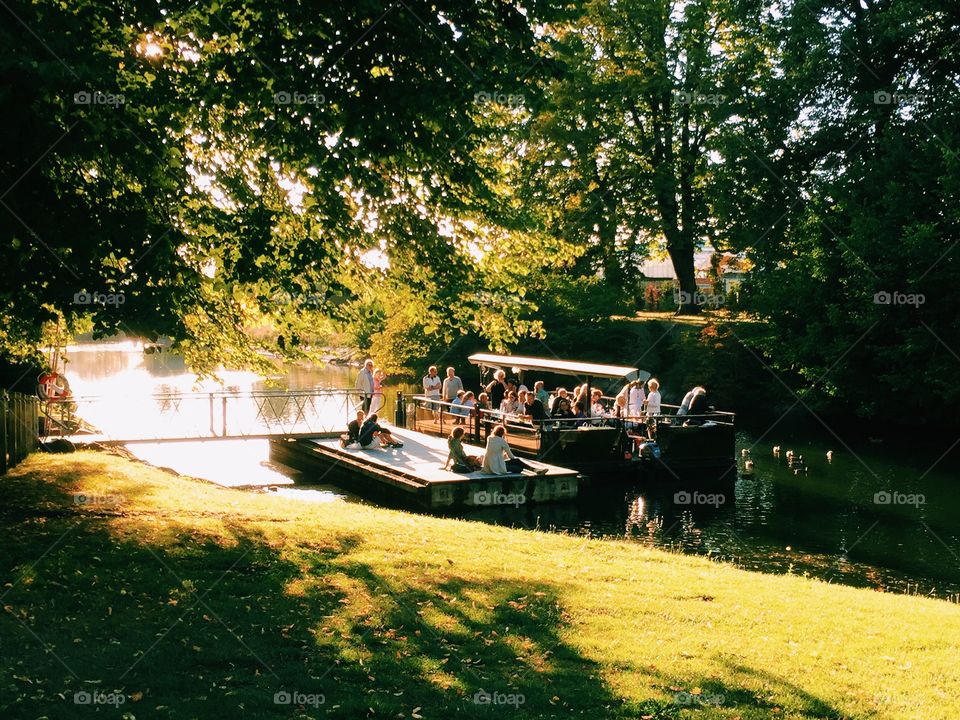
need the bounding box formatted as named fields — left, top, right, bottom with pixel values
left=481, top=425, right=546, bottom=475
left=628, top=380, right=646, bottom=420
left=442, top=366, right=464, bottom=408
left=355, top=359, right=375, bottom=412
left=423, top=365, right=442, bottom=418
left=676, top=385, right=704, bottom=416
left=521, top=390, right=547, bottom=425
left=369, top=368, right=386, bottom=415
left=485, top=369, right=507, bottom=413
left=645, top=379, right=662, bottom=417
left=534, top=381, right=550, bottom=408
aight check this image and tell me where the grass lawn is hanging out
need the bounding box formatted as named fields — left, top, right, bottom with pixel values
left=2, top=451, right=959, bottom=719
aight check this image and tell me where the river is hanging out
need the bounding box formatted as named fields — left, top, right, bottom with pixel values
left=59, top=341, right=960, bottom=601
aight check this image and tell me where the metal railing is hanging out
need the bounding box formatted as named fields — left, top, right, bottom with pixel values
left=404, top=393, right=735, bottom=451
left=41, top=389, right=371, bottom=444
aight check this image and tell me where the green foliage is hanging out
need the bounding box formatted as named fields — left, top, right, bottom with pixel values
left=0, top=0, right=556, bottom=374
left=739, top=0, right=960, bottom=425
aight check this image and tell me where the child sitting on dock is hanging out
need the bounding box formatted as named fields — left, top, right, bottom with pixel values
left=358, top=414, right=404, bottom=449
left=444, top=426, right=481, bottom=472
left=340, top=410, right=366, bottom=448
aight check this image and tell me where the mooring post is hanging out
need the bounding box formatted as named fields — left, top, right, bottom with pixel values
left=1, top=391, right=8, bottom=474
left=395, top=391, right=405, bottom=428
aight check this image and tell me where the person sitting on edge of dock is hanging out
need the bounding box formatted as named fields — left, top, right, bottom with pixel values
left=482, top=425, right=547, bottom=475
left=358, top=413, right=403, bottom=449
left=340, top=409, right=365, bottom=448
left=444, top=426, right=481, bottom=472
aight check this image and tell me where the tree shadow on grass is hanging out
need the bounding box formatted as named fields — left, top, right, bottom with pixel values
left=1, top=469, right=843, bottom=720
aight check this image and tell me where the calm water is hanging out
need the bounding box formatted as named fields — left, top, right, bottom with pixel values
left=60, top=341, right=960, bottom=600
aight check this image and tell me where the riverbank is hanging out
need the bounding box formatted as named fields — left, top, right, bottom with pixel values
left=3, top=451, right=959, bottom=719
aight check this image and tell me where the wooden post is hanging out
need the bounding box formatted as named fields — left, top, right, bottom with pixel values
left=209, top=393, right=215, bottom=436
left=1, top=391, right=8, bottom=474
left=11, top=395, right=21, bottom=465
left=222, top=396, right=228, bottom=437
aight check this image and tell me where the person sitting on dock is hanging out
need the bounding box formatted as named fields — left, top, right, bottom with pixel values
left=340, top=409, right=366, bottom=448
left=481, top=425, right=547, bottom=475
left=358, top=413, right=403, bottom=449
left=444, top=426, right=482, bottom=472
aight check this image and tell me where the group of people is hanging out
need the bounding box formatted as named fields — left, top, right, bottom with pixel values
left=422, top=365, right=668, bottom=428
left=340, top=409, right=404, bottom=449
left=445, top=424, right=547, bottom=476
left=354, top=359, right=387, bottom=415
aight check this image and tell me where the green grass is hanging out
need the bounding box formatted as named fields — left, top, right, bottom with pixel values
left=2, top=452, right=959, bottom=719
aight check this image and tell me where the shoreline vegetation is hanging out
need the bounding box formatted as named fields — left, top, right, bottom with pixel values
left=3, top=451, right=959, bottom=719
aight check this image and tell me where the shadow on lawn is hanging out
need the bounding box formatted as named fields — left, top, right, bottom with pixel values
left=0, top=471, right=843, bottom=719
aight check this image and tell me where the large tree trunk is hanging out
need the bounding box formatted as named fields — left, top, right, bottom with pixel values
left=667, top=241, right=700, bottom=315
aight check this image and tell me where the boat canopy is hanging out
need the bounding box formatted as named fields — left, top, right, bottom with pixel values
left=468, top=353, right=650, bottom=382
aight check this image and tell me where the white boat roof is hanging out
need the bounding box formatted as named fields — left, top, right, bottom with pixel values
left=468, top=353, right=649, bottom=382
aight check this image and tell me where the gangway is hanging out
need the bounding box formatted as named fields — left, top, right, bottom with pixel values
left=41, top=389, right=370, bottom=445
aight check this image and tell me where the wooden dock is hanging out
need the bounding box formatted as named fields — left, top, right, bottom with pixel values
left=269, top=427, right=580, bottom=509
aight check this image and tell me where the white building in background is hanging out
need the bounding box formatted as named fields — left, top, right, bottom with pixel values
left=637, top=247, right=750, bottom=308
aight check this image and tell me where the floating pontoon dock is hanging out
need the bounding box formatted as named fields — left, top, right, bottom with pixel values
left=269, top=427, right=580, bottom=509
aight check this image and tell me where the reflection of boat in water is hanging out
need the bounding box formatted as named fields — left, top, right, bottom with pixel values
left=403, top=353, right=736, bottom=481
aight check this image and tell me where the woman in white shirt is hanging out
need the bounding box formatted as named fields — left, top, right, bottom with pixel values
left=645, top=378, right=662, bottom=417
left=628, top=380, right=645, bottom=419
left=482, top=425, right=546, bottom=474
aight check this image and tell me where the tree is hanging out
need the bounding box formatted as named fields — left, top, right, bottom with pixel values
left=740, top=0, right=960, bottom=425
left=514, top=0, right=775, bottom=313
left=0, top=0, right=556, bottom=374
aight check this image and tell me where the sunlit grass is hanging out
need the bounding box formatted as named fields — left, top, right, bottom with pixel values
left=2, top=451, right=959, bottom=718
